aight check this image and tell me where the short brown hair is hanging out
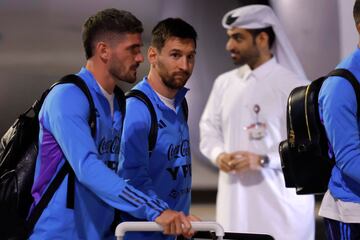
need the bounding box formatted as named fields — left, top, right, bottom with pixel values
left=151, top=18, right=197, bottom=51
left=82, top=8, right=143, bottom=59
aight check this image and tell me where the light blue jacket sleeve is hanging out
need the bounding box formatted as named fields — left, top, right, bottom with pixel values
left=42, top=84, right=168, bottom=221
left=119, top=97, right=158, bottom=198
left=319, top=76, right=360, bottom=183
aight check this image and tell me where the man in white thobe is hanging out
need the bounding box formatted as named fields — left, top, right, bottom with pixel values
left=199, top=5, right=315, bottom=240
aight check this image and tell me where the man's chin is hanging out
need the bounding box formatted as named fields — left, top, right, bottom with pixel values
left=232, top=60, right=246, bottom=66
left=163, top=80, right=186, bottom=90
left=174, top=78, right=188, bottom=88
left=122, top=74, right=137, bottom=84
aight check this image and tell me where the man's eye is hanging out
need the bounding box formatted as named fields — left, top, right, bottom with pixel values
left=130, top=47, right=141, bottom=54
left=187, top=54, right=195, bottom=61
left=234, top=36, right=242, bottom=42
left=230, top=34, right=242, bottom=42
left=171, top=53, right=181, bottom=58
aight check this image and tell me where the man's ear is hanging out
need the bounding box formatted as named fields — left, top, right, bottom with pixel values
left=256, top=32, right=269, bottom=50
left=356, top=22, right=360, bottom=34
left=147, top=46, right=158, bottom=65
left=96, top=41, right=110, bottom=62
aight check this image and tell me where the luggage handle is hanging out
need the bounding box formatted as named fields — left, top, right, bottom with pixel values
left=115, top=221, right=225, bottom=240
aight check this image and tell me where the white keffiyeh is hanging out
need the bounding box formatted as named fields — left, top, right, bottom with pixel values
left=222, top=4, right=307, bottom=79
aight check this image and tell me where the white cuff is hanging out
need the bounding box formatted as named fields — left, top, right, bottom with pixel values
left=267, top=151, right=281, bottom=170
left=210, top=147, right=225, bottom=166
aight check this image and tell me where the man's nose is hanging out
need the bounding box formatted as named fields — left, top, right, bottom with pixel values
left=178, top=57, right=190, bottom=71
left=135, top=53, right=144, bottom=63
left=226, top=39, right=235, bottom=52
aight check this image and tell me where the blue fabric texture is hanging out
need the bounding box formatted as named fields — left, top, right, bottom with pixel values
left=319, top=48, right=360, bottom=203
left=29, top=68, right=168, bottom=240
left=118, top=77, right=192, bottom=240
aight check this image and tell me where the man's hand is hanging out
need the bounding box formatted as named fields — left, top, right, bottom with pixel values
left=155, top=209, right=191, bottom=236
left=182, top=214, right=201, bottom=239
left=216, top=151, right=262, bottom=173
left=230, top=151, right=262, bottom=172
left=216, top=152, right=234, bottom=172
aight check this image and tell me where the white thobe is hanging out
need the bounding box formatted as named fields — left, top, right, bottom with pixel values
left=199, top=58, right=315, bottom=240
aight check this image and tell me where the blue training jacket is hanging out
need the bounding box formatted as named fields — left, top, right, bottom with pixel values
left=29, top=68, right=168, bottom=240
left=118, top=77, right=192, bottom=240
left=319, top=47, right=360, bottom=203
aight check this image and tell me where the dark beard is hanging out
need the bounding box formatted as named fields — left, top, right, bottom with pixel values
left=109, top=66, right=138, bottom=84
left=162, top=73, right=189, bottom=90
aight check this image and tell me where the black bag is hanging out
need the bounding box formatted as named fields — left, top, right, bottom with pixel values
left=279, top=69, right=360, bottom=195
left=0, top=75, right=99, bottom=239
left=125, top=89, right=188, bottom=155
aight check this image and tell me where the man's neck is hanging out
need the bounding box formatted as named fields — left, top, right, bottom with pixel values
left=249, top=53, right=272, bottom=70
left=85, top=60, right=115, bottom=94
left=147, top=69, right=177, bottom=99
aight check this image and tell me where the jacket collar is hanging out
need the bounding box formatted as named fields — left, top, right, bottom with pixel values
left=77, top=67, right=103, bottom=96
left=136, top=76, right=189, bottom=110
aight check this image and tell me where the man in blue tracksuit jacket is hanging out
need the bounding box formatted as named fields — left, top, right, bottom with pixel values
left=318, top=1, right=360, bottom=239
left=118, top=18, right=198, bottom=240
left=28, top=9, right=192, bottom=240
